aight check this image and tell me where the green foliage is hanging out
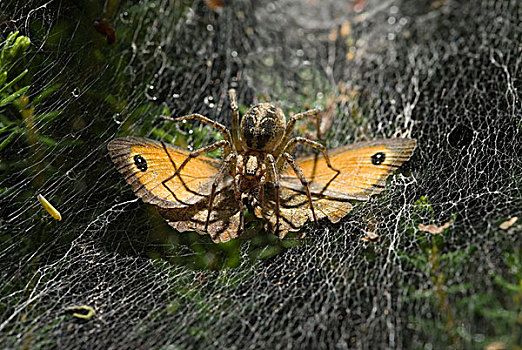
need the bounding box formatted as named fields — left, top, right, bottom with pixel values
left=0, top=32, right=67, bottom=158
left=399, top=196, right=521, bottom=348
left=0, top=32, right=31, bottom=152
left=0, top=31, right=30, bottom=70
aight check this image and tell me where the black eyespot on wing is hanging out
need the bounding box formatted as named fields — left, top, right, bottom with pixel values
left=134, top=155, right=148, bottom=172
left=371, top=152, right=386, bottom=165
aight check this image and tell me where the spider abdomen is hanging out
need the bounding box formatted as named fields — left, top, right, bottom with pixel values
left=240, top=103, right=285, bottom=151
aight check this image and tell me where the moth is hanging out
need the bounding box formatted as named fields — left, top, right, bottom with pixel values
left=108, top=90, right=416, bottom=242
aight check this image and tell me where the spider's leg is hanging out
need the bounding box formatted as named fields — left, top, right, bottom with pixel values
left=257, top=162, right=268, bottom=202
left=162, top=113, right=233, bottom=156
left=205, top=152, right=236, bottom=231
left=276, top=137, right=340, bottom=173
left=233, top=173, right=241, bottom=200
left=274, top=108, right=321, bottom=157
left=161, top=140, right=230, bottom=193
left=228, top=89, right=243, bottom=151
left=266, top=154, right=280, bottom=234
left=282, top=152, right=317, bottom=223
left=238, top=195, right=245, bottom=233
left=258, top=175, right=266, bottom=202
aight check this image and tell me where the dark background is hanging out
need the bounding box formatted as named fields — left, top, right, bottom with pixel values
left=0, top=0, right=520, bottom=349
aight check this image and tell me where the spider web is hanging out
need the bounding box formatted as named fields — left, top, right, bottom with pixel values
left=1, top=0, right=520, bottom=349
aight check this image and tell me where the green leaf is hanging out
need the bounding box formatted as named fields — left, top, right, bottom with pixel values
left=9, top=36, right=31, bottom=59
left=0, top=85, right=29, bottom=107
left=0, top=31, right=19, bottom=68
left=0, top=130, right=21, bottom=152
left=0, top=69, right=28, bottom=95
left=0, top=71, right=7, bottom=86
left=37, top=134, right=58, bottom=146
left=32, top=84, right=60, bottom=105
left=33, top=110, right=63, bottom=122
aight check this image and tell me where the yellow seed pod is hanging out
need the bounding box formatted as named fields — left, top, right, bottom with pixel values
left=65, top=305, right=95, bottom=320
left=37, top=194, right=62, bottom=221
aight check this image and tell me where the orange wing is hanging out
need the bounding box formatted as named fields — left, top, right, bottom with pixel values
left=280, top=138, right=416, bottom=200
left=109, top=137, right=241, bottom=243
left=158, top=189, right=241, bottom=243
left=108, top=137, right=231, bottom=208
left=256, top=138, right=416, bottom=236
left=254, top=186, right=353, bottom=238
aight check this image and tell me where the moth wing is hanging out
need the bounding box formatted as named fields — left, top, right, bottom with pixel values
left=254, top=186, right=353, bottom=238
left=108, top=137, right=230, bottom=208
left=256, top=138, right=416, bottom=235
left=280, top=138, right=416, bottom=200
left=158, top=188, right=241, bottom=243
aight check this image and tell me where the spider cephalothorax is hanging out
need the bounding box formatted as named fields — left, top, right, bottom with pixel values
left=161, top=89, right=339, bottom=234
left=240, top=103, right=285, bottom=152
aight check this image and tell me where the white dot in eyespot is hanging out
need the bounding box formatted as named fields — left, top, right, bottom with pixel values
left=371, top=152, right=386, bottom=166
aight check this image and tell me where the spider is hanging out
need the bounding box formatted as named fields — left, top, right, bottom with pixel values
left=161, top=89, right=340, bottom=234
